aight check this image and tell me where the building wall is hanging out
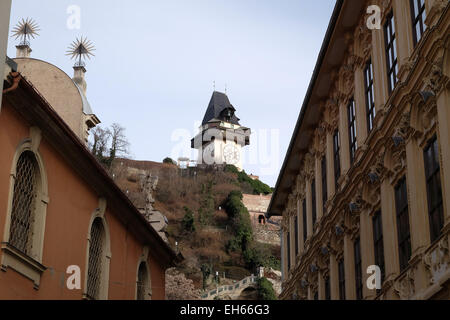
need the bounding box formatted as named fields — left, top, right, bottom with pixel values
left=279, top=0, right=450, bottom=300
left=0, top=0, right=11, bottom=110
left=0, top=102, right=166, bottom=299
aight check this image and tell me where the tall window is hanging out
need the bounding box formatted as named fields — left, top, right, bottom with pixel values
left=286, top=231, right=291, bottom=271
left=372, top=210, right=386, bottom=282
left=87, top=218, right=106, bottom=300
left=311, top=180, right=317, bottom=227
left=325, top=277, right=331, bottom=300
left=354, top=238, right=363, bottom=300
left=424, top=136, right=444, bottom=242
left=395, top=177, right=411, bottom=272
left=338, top=259, right=346, bottom=300
left=364, top=60, right=376, bottom=133
left=314, top=291, right=319, bottom=300
left=410, top=0, right=427, bottom=46
left=333, top=130, right=341, bottom=189
left=9, top=151, right=38, bottom=255
left=294, top=216, right=299, bottom=256
left=348, top=98, right=357, bottom=164
left=137, top=262, right=150, bottom=300
left=384, top=11, right=398, bottom=94
left=303, top=199, right=307, bottom=242
left=321, top=157, right=328, bottom=211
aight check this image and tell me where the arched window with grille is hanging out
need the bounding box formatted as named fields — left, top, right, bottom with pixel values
left=86, top=218, right=105, bottom=300
left=2, top=131, right=49, bottom=289
left=136, top=261, right=151, bottom=300
left=9, top=151, right=39, bottom=254
left=84, top=202, right=111, bottom=300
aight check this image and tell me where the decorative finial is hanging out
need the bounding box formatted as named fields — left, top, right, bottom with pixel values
left=66, top=36, right=95, bottom=67
left=213, top=80, right=216, bottom=92
left=11, top=18, right=40, bottom=46
left=225, top=83, right=227, bottom=94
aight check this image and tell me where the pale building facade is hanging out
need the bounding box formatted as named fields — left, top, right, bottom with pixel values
left=269, top=0, right=450, bottom=300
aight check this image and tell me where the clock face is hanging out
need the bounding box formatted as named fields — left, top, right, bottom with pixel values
left=223, top=144, right=240, bottom=165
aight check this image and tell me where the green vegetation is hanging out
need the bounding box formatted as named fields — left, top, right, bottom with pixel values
left=225, top=165, right=272, bottom=195
left=224, top=190, right=253, bottom=252
left=182, top=206, right=196, bottom=232
left=198, top=181, right=215, bottom=226
left=163, top=157, right=177, bottom=165
left=243, top=243, right=281, bottom=271
left=257, top=277, right=277, bottom=300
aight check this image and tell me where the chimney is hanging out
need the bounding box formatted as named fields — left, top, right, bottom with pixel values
left=16, top=43, right=32, bottom=58
left=73, top=65, right=87, bottom=94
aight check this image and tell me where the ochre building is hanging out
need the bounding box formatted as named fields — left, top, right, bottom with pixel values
left=0, top=57, right=179, bottom=299
left=269, top=0, right=450, bottom=300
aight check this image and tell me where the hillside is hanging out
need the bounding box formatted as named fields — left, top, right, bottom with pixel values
left=111, top=159, right=280, bottom=297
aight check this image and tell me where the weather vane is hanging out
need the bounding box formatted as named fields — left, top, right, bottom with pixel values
left=11, top=18, right=40, bottom=46
left=66, top=36, right=95, bottom=67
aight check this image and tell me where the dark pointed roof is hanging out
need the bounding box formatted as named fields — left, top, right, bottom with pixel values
left=202, top=91, right=241, bottom=126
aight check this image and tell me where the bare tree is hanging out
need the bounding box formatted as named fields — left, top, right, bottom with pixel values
left=109, top=123, right=130, bottom=164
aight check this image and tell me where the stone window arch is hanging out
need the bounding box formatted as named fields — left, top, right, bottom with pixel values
left=83, top=199, right=111, bottom=300
left=136, top=246, right=152, bottom=300
left=1, top=127, right=48, bottom=289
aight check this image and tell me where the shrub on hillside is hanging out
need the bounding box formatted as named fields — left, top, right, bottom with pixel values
left=224, top=165, right=272, bottom=195
left=257, top=277, right=277, bottom=300
left=182, top=206, right=196, bottom=232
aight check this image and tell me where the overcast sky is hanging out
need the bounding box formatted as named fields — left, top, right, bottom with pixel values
left=8, top=0, right=335, bottom=187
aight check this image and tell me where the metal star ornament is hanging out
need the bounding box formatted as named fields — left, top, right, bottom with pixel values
left=11, top=18, right=40, bottom=44
left=66, top=36, right=96, bottom=67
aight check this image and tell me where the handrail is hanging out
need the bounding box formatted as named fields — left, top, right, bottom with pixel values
left=201, top=275, right=259, bottom=299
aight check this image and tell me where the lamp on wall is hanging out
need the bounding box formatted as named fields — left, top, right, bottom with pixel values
left=349, top=202, right=360, bottom=213
left=321, top=246, right=329, bottom=256
left=368, top=172, right=379, bottom=183
left=301, top=279, right=309, bottom=288
left=310, top=264, right=318, bottom=273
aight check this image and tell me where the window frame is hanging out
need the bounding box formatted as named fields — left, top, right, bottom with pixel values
left=294, top=215, right=299, bottom=256
left=136, top=250, right=152, bottom=301
left=410, top=0, right=427, bottom=46
left=338, top=258, right=346, bottom=300
left=333, top=130, right=341, bottom=190
left=354, top=238, right=363, bottom=300
left=302, top=199, right=307, bottom=243
left=395, top=177, right=412, bottom=272
left=384, top=11, right=399, bottom=94
left=347, top=98, right=358, bottom=164
left=364, top=60, right=376, bottom=133
left=423, top=136, right=444, bottom=243
left=311, top=179, right=317, bottom=227
left=372, top=210, right=386, bottom=282
left=321, top=156, right=328, bottom=211
left=1, top=131, right=48, bottom=289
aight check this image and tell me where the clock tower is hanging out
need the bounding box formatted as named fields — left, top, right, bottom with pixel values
left=191, top=91, right=251, bottom=171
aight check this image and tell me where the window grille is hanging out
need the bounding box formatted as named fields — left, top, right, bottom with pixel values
left=9, top=151, right=38, bottom=255
left=87, top=218, right=105, bottom=300
left=137, top=262, right=149, bottom=300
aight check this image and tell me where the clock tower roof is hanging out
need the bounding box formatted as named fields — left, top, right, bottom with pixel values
left=202, top=91, right=241, bottom=126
